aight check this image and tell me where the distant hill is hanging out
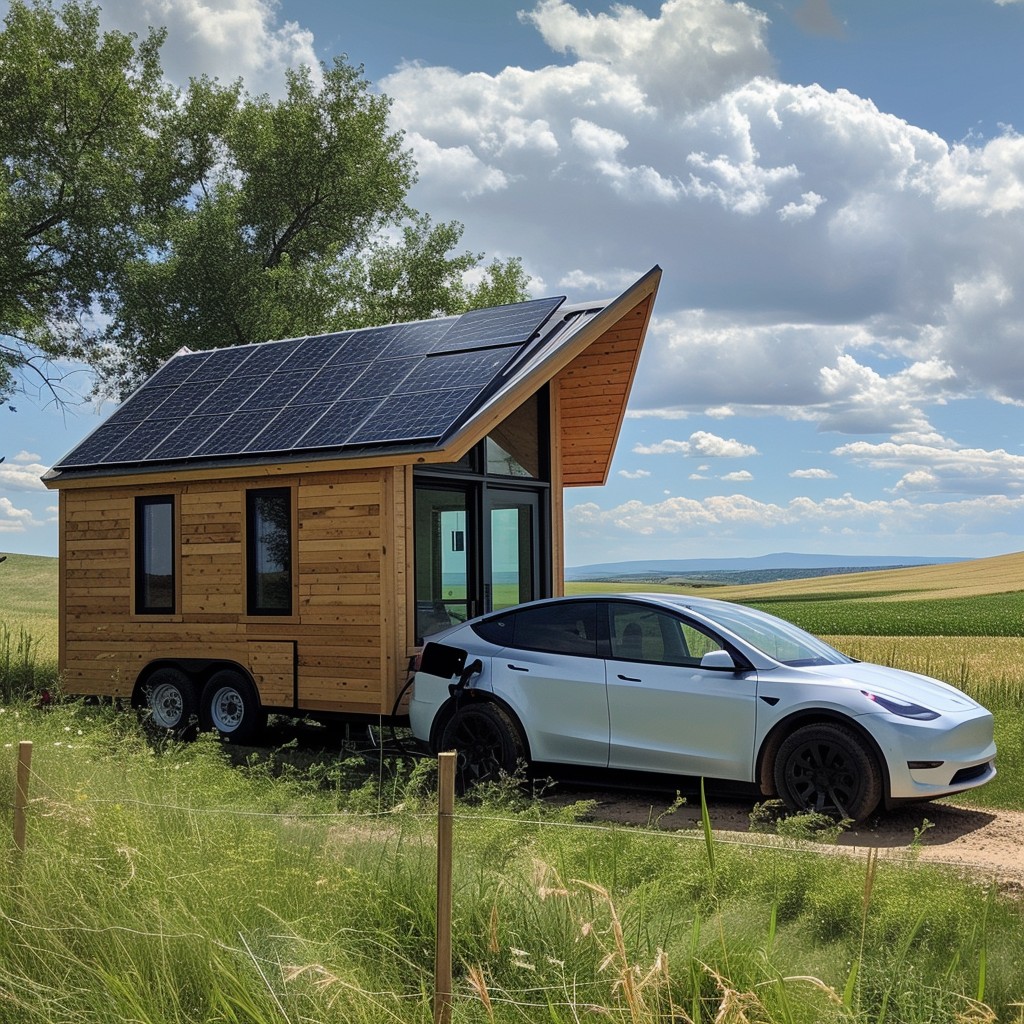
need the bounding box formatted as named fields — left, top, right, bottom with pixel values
left=565, top=552, right=967, bottom=585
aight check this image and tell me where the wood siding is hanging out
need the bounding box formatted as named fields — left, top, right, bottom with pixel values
left=555, top=294, right=655, bottom=487
left=59, top=468, right=408, bottom=716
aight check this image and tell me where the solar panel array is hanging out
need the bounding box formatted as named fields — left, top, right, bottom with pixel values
left=56, top=297, right=566, bottom=470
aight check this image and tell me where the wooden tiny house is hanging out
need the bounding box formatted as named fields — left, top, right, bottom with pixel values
left=43, top=267, right=661, bottom=738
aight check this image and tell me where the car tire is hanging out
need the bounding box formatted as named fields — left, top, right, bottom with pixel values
left=141, top=667, right=198, bottom=737
left=200, top=670, right=265, bottom=744
left=773, top=722, right=882, bottom=822
left=439, top=702, right=525, bottom=791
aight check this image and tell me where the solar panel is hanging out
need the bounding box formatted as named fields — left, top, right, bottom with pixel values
left=289, top=397, right=381, bottom=449
left=431, top=297, right=563, bottom=353
left=144, top=351, right=213, bottom=387
left=52, top=294, right=567, bottom=471
left=349, top=387, right=483, bottom=445
left=406, top=346, right=520, bottom=392
left=194, top=375, right=270, bottom=416
left=104, top=418, right=191, bottom=463
left=146, top=415, right=230, bottom=461
left=244, top=403, right=336, bottom=454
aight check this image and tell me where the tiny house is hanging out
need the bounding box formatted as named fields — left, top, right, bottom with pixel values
left=42, top=267, right=661, bottom=739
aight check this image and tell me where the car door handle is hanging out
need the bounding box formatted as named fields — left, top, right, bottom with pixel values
left=508, top=664, right=530, bottom=672
left=617, top=673, right=641, bottom=682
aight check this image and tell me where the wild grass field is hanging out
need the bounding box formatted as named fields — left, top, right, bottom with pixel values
left=1, top=551, right=1023, bottom=1022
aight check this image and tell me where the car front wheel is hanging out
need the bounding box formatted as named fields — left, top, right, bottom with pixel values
left=773, top=722, right=882, bottom=822
left=439, top=702, right=525, bottom=792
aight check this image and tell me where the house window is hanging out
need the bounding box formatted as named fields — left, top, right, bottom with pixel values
left=247, top=488, right=292, bottom=615
left=135, top=496, right=175, bottom=614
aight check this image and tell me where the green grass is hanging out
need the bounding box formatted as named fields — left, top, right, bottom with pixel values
left=0, top=554, right=60, bottom=702
left=1, top=703, right=1023, bottom=1023
left=1, top=556, right=1024, bottom=1020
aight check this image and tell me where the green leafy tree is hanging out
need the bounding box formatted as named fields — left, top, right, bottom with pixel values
left=0, top=0, right=530, bottom=402
left=0, top=0, right=178, bottom=399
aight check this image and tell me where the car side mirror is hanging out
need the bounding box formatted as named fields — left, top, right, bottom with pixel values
left=700, top=649, right=736, bottom=670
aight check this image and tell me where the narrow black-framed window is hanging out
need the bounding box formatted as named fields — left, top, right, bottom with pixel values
left=135, top=496, right=175, bottom=614
left=246, top=488, right=293, bottom=615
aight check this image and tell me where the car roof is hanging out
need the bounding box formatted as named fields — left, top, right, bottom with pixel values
left=483, top=592, right=734, bottom=618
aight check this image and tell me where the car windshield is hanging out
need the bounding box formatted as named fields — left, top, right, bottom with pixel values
left=696, top=602, right=854, bottom=667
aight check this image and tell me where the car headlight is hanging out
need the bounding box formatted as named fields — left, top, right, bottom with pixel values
left=861, top=691, right=940, bottom=721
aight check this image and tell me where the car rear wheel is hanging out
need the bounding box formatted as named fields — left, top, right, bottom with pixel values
left=141, top=667, right=198, bottom=737
left=440, top=702, right=525, bottom=792
left=201, top=670, right=265, bottom=743
left=774, top=722, right=882, bottom=822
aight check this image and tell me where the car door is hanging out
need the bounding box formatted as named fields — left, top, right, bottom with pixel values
left=487, top=601, right=610, bottom=766
left=604, top=601, right=760, bottom=782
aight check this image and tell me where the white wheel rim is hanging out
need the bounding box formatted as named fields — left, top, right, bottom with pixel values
left=210, top=685, right=245, bottom=732
left=149, top=683, right=184, bottom=729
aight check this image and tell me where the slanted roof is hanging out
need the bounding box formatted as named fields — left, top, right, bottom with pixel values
left=45, top=266, right=660, bottom=486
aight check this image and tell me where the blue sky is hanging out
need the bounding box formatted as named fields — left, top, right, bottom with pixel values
left=4, top=0, right=1024, bottom=566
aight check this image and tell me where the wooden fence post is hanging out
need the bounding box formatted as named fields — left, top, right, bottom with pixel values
left=434, top=751, right=456, bottom=1024
left=13, top=740, right=32, bottom=852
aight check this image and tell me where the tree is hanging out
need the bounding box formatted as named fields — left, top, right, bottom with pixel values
left=0, top=0, right=179, bottom=399
left=0, top=0, right=530, bottom=402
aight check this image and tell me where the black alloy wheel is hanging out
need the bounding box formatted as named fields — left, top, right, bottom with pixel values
left=439, top=702, right=525, bottom=792
left=774, top=722, right=883, bottom=822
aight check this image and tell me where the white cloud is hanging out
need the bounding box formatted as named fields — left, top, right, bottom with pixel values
left=633, top=430, right=758, bottom=457
left=382, top=0, right=1024, bottom=431
left=98, top=0, right=319, bottom=97
left=721, top=469, right=753, bottom=481
left=778, top=190, right=826, bottom=221
left=618, top=468, right=651, bottom=479
left=0, top=496, right=38, bottom=534
left=0, top=452, right=48, bottom=492
left=790, top=467, right=837, bottom=479
left=834, top=440, right=1024, bottom=495
left=520, top=0, right=773, bottom=114
left=567, top=491, right=1024, bottom=542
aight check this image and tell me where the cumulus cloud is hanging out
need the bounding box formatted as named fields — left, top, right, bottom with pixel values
left=834, top=440, right=1024, bottom=495
left=520, top=0, right=774, bottom=115
left=89, top=0, right=319, bottom=97
left=633, top=430, right=759, bottom=457
left=0, top=496, right=40, bottom=534
left=0, top=452, right=48, bottom=492
left=381, top=0, right=1024, bottom=430
left=791, top=467, right=837, bottom=479
left=566, top=491, right=1024, bottom=543
left=618, top=468, right=651, bottom=479
left=721, top=469, right=753, bottom=481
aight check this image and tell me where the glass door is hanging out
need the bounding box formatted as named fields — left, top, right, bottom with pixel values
left=414, top=485, right=472, bottom=639
left=485, top=490, right=540, bottom=613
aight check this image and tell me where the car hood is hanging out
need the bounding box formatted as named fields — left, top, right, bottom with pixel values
left=797, top=661, right=981, bottom=713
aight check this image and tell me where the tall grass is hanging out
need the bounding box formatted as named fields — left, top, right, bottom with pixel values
left=2, top=702, right=1024, bottom=1023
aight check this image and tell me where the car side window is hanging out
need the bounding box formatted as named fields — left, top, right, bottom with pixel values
left=473, top=613, right=515, bottom=646
left=609, top=603, right=723, bottom=667
left=512, top=602, right=598, bottom=657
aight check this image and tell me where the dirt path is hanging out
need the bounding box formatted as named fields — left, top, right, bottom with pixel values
left=553, top=787, right=1024, bottom=891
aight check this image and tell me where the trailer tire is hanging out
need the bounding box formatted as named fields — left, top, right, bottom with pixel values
left=141, top=667, right=198, bottom=737
left=201, top=670, right=265, bottom=744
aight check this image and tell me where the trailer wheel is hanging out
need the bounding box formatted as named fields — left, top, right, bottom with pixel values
left=141, top=667, right=198, bottom=737
left=439, top=702, right=525, bottom=793
left=201, top=670, right=265, bottom=743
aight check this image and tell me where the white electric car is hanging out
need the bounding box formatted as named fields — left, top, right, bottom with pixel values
left=409, top=594, right=996, bottom=820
